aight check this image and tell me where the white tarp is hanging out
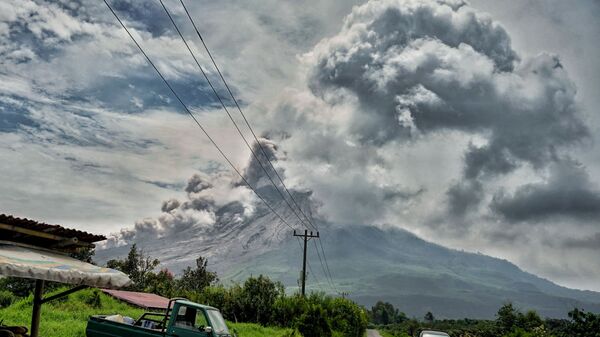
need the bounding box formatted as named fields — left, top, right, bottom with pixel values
left=0, top=244, right=131, bottom=288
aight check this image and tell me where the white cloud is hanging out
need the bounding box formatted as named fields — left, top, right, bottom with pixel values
left=1, top=0, right=600, bottom=291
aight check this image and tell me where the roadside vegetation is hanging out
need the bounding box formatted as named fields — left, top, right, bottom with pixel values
left=0, top=245, right=367, bottom=337
left=0, top=288, right=294, bottom=337
left=368, top=301, right=600, bottom=337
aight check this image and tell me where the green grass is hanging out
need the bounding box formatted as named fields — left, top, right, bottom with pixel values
left=0, top=288, right=293, bottom=337
left=228, top=322, right=294, bottom=337
left=377, top=330, right=410, bottom=337
left=0, top=288, right=145, bottom=337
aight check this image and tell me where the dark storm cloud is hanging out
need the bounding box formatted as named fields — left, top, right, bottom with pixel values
left=491, top=160, right=600, bottom=221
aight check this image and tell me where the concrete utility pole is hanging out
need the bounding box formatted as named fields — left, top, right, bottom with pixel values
left=293, top=229, right=319, bottom=297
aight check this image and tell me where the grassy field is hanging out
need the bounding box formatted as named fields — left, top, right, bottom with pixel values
left=377, top=330, right=409, bottom=337
left=0, top=288, right=293, bottom=337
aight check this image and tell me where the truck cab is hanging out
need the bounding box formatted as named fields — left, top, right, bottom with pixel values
left=86, top=299, right=232, bottom=337
left=167, top=300, right=230, bottom=337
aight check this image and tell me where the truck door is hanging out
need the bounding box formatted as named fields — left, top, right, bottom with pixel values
left=169, top=305, right=212, bottom=337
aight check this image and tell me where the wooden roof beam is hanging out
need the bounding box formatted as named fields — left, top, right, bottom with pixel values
left=0, top=222, right=94, bottom=248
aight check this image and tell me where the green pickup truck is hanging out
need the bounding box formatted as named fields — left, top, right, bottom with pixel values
left=86, top=298, right=232, bottom=337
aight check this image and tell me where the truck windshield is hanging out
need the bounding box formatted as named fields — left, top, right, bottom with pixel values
left=206, top=309, right=229, bottom=334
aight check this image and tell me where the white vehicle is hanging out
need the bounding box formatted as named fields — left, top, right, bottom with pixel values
left=420, top=331, right=450, bottom=337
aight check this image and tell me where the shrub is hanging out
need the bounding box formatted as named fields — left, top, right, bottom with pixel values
left=82, top=289, right=102, bottom=308
left=0, top=290, right=16, bottom=308
left=324, top=297, right=368, bottom=337
left=297, top=304, right=332, bottom=337
left=271, top=294, right=307, bottom=327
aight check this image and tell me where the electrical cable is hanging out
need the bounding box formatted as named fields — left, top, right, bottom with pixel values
left=103, top=0, right=297, bottom=231
left=312, top=240, right=336, bottom=291
left=157, top=0, right=314, bottom=235
left=175, top=0, right=340, bottom=294
left=295, top=236, right=324, bottom=293
left=178, top=0, right=320, bottom=233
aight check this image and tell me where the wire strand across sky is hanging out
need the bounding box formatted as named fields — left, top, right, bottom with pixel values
left=104, top=0, right=339, bottom=294
left=102, top=0, right=298, bottom=232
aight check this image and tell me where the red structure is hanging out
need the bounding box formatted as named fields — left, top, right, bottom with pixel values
left=101, top=289, right=170, bottom=310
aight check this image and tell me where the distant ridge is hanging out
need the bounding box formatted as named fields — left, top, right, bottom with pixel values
left=96, top=185, right=600, bottom=319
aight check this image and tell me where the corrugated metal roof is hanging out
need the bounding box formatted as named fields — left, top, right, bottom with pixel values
left=101, top=289, right=170, bottom=310
left=0, top=214, right=106, bottom=249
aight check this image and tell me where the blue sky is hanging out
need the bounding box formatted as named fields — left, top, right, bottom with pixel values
left=1, top=0, right=600, bottom=291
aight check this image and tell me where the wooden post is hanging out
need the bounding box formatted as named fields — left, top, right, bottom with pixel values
left=31, top=279, right=44, bottom=337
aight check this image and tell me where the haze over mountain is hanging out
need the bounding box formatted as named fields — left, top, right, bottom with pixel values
left=96, top=142, right=600, bottom=319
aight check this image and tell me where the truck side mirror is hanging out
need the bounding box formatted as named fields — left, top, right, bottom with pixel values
left=204, top=326, right=212, bottom=334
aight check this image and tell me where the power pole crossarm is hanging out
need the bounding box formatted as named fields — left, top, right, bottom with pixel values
left=293, top=229, right=320, bottom=297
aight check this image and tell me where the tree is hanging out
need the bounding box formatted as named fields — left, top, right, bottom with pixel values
left=325, top=297, right=368, bottom=337
left=568, top=308, right=600, bottom=337
left=297, top=304, right=332, bottom=337
left=518, top=310, right=543, bottom=331
left=177, top=256, right=218, bottom=293
left=71, top=247, right=95, bottom=264
left=424, top=311, right=435, bottom=323
left=106, top=244, right=160, bottom=291
left=497, top=303, right=518, bottom=333
left=239, top=275, right=284, bottom=325
left=370, top=301, right=405, bottom=324
left=145, top=268, right=176, bottom=297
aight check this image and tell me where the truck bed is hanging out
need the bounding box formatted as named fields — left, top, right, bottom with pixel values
left=86, top=315, right=163, bottom=337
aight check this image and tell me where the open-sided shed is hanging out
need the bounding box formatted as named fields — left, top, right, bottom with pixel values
left=0, top=214, right=131, bottom=337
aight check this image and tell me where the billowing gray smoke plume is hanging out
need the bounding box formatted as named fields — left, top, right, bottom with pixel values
left=100, top=139, right=298, bottom=249
left=255, top=0, right=600, bottom=287
left=102, top=158, right=259, bottom=248
left=101, top=0, right=600, bottom=286
left=262, top=0, right=595, bottom=227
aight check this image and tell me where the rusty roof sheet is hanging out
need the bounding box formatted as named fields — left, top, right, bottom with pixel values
left=101, top=289, right=170, bottom=310
left=0, top=214, right=106, bottom=246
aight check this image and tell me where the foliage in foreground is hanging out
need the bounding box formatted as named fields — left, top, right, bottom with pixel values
left=371, top=301, right=600, bottom=337
left=0, top=288, right=296, bottom=337
left=0, top=288, right=145, bottom=337
left=1, top=245, right=367, bottom=337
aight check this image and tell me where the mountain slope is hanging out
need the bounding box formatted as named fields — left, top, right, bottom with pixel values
left=217, top=224, right=600, bottom=319
left=95, top=184, right=600, bottom=319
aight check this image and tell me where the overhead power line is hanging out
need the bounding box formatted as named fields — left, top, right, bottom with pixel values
left=313, top=239, right=336, bottom=290
left=103, top=0, right=297, bottom=231
left=175, top=0, right=340, bottom=294
left=294, top=230, right=320, bottom=296
left=157, top=0, right=313, bottom=234
left=106, top=0, right=340, bottom=296
left=178, top=0, right=319, bottom=233
left=295, top=236, right=324, bottom=293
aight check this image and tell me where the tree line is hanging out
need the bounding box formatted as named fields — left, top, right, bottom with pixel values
left=369, top=301, right=600, bottom=337
left=0, top=244, right=367, bottom=337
